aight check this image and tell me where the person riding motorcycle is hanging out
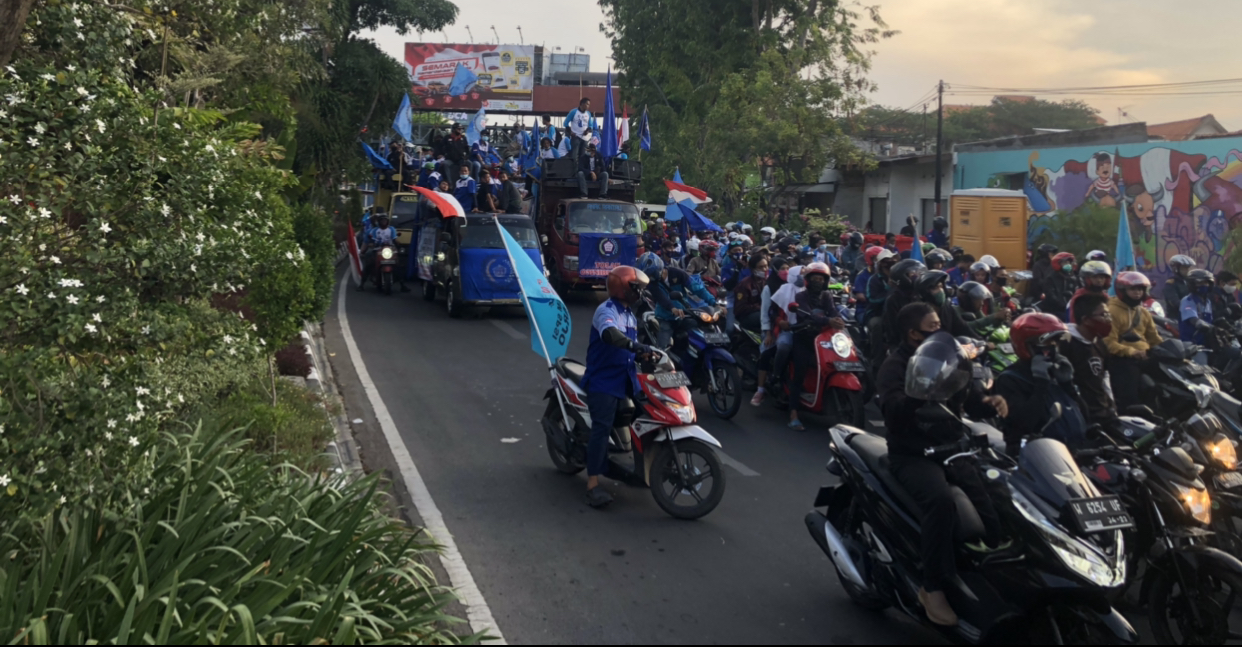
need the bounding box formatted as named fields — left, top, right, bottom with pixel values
left=776, top=262, right=843, bottom=431
left=993, top=313, right=1091, bottom=451
left=927, top=216, right=949, bottom=248
left=914, top=270, right=974, bottom=338
left=1066, top=293, right=1122, bottom=431
left=878, top=303, right=1009, bottom=627
left=580, top=266, right=655, bottom=508
left=1164, top=254, right=1197, bottom=324
left=1067, top=260, right=1112, bottom=323
left=925, top=248, right=953, bottom=273
left=752, top=256, right=792, bottom=407
left=1179, top=268, right=1217, bottom=347
left=881, top=259, right=928, bottom=349
left=865, top=249, right=899, bottom=358
left=1042, top=252, right=1081, bottom=322
left=686, top=239, right=721, bottom=280
left=357, top=212, right=398, bottom=292
left=1085, top=250, right=1108, bottom=264
left=638, top=252, right=718, bottom=349
left=1105, top=271, right=1165, bottom=410
left=1027, top=243, right=1058, bottom=302
left=839, top=232, right=865, bottom=278
left=759, top=226, right=777, bottom=246
left=956, top=281, right=1012, bottom=335
left=733, top=254, right=768, bottom=333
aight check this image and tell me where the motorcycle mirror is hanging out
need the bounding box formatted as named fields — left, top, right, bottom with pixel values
left=1040, top=403, right=1064, bottom=435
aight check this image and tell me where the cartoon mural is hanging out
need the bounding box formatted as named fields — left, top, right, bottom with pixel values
left=958, top=136, right=1242, bottom=296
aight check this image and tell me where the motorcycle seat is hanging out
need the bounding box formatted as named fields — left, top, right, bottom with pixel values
left=555, top=358, right=587, bottom=385
left=847, top=434, right=985, bottom=541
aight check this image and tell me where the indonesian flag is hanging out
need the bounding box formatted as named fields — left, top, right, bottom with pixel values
left=411, top=186, right=466, bottom=218
left=664, top=179, right=712, bottom=206
left=618, top=105, right=630, bottom=149
left=346, top=220, right=364, bottom=286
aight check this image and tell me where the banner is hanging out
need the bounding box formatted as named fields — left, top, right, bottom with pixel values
left=496, top=219, right=572, bottom=362
left=405, top=43, right=536, bottom=111
left=577, top=233, right=637, bottom=279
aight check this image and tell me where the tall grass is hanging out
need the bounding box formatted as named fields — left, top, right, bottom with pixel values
left=0, top=425, right=469, bottom=645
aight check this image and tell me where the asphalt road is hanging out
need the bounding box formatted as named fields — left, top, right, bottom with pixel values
left=327, top=276, right=939, bottom=645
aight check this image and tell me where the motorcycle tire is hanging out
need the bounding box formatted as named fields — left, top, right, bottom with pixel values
left=707, top=363, right=742, bottom=420
left=650, top=440, right=726, bottom=520
left=831, top=388, right=867, bottom=429
left=421, top=279, right=436, bottom=302
left=1148, top=561, right=1242, bottom=644
left=542, top=399, right=585, bottom=475
left=382, top=272, right=393, bottom=295
left=446, top=280, right=463, bottom=319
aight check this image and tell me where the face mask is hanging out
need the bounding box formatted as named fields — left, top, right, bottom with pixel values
left=1121, top=291, right=1145, bottom=307
left=1197, top=285, right=1212, bottom=296
left=754, top=269, right=769, bottom=280
left=1227, top=285, right=1240, bottom=295
left=1062, top=264, right=1074, bottom=273
left=931, top=291, right=947, bottom=306
left=994, top=276, right=1008, bottom=288
left=808, top=280, right=826, bottom=293
left=1083, top=316, right=1113, bottom=339
left=819, top=245, right=828, bottom=251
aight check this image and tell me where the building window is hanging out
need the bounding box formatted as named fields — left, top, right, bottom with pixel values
left=868, top=197, right=888, bottom=233
left=921, top=199, right=947, bottom=222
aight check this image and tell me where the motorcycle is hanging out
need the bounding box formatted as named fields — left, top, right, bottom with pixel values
left=731, top=323, right=764, bottom=392
left=638, top=302, right=743, bottom=420
left=769, top=307, right=866, bottom=429
left=1142, top=297, right=1179, bottom=340
left=1141, top=338, right=1233, bottom=423
left=371, top=244, right=399, bottom=295
left=541, top=350, right=728, bottom=520
left=807, top=407, right=1137, bottom=644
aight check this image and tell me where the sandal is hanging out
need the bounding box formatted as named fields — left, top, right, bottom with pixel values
left=788, top=420, right=806, bottom=432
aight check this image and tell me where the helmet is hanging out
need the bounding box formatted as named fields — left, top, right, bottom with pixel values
left=890, top=259, right=927, bottom=290
left=606, top=265, right=650, bottom=302
left=1051, top=252, right=1077, bottom=267
left=1037, top=243, right=1059, bottom=257
left=848, top=232, right=864, bottom=247
left=949, top=246, right=965, bottom=258
left=933, top=216, right=948, bottom=230
left=921, top=242, right=936, bottom=254
left=742, top=224, right=753, bottom=234
left=1086, top=250, right=1108, bottom=262
left=979, top=254, right=1000, bottom=269
left=635, top=252, right=664, bottom=277
left=732, top=222, right=744, bottom=233
left=926, top=249, right=953, bottom=267
left=738, top=235, right=753, bottom=245
left=874, top=248, right=898, bottom=265
left=915, top=270, right=950, bottom=295
left=957, top=282, right=994, bottom=315
left=905, top=332, right=973, bottom=402
left=1011, top=313, right=1071, bottom=361
left=727, top=239, right=745, bottom=251
left=1169, top=254, right=1196, bottom=270
left=969, top=261, right=991, bottom=275
left=686, top=238, right=700, bottom=253
left=793, top=233, right=803, bottom=241
left=803, top=262, right=832, bottom=282
left=728, top=231, right=740, bottom=240
left=760, top=226, right=777, bottom=239
left=1115, top=271, right=1151, bottom=290
left=864, top=246, right=885, bottom=267
left=700, top=240, right=721, bottom=255
left=1187, top=268, right=1215, bottom=288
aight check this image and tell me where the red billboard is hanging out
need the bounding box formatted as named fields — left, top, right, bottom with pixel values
left=404, top=43, right=537, bottom=111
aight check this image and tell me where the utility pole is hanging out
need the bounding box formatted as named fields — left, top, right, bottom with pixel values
left=465, top=26, right=474, bottom=43
left=517, top=26, right=524, bottom=45
left=932, top=79, right=945, bottom=230
left=490, top=25, right=500, bottom=44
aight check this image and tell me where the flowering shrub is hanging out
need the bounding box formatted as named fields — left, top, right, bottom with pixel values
left=0, top=2, right=319, bottom=518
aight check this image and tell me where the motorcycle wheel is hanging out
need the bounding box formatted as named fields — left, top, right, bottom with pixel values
left=421, top=279, right=436, bottom=302
left=1148, top=562, right=1242, bottom=644
left=446, top=280, right=463, bottom=319
left=650, top=440, right=726, bottom=520
left=707, top=363, right=742, bottom=419
left=543, top=399, right=584, bottom=475
left=382, top=272, right=393, bottom=295
left=830, top=388, right=867, bottom=429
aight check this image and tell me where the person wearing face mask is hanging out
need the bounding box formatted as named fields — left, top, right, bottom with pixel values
left=865, top=250, right=899, bottom=359
left=776, top=262, right=843, bottom=431
left=839, top=232, right=865, bottom=279
left=752, top=256, right=792, bottom=406
left=881, top=259, right=928, bottom=349
left=989, top=268, right=1021, bottom=313
left=1164, top=255, right=1197, bottom=323
left=956, top=281, right=1012, bottom=336
left=719, top=240, right=749, bottom=330
left=1067, top=261, right=1112, bottom=323
left=878, top=303, right=1009, bottom=627
left=734, top=255, right=769, bottom=334
left=1179, top=269, right=1217, bottom=347
left=1105, top=272, right=1165, bottom=410
left=1027, top=244, right=1058, bottom=302
left=1216, top=271, right=1242, bottom=307
left=1065, top=294, right=1121, bottom=430
left=994, top=313, right=1091, bottom=451
left=686, top=239, right=722, bottom=280
left=914, top=270, right=973, bottom=338
left=1041, top=252, right=1081, bottom=322
left=947, top=253, right=974, bottom=288
left=470, top=131, right=500, bottom=180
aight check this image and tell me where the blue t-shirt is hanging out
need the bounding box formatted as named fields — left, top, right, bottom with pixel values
left=1180, top=294, right=1213, bottom=345
left=366, top=226, right=398, bottom=247
left=947, top=267, right=967, bottom=287
left=471, top=142, right=500, bottom=165
left=453, top=177, right=476, bottom=213
left=927, top=229, right=949, bottom=248
left=581, top=298, right=640, bottom=399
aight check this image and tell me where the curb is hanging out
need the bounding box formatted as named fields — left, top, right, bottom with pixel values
left=302, top=321, right=363, bottom=477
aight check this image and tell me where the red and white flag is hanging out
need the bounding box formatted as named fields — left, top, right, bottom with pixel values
left=664, top=179, right=712, bottom=206
left=346, top=220, right=364, bottom=286
left=411, top=186, right=466, bottom=218
left=618, top=105, right=630, bottom=149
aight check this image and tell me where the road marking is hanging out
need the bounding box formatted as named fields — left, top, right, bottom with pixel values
left=490, top=319, right=525, bottom=340
left=718, top=450, right=760, bottom=477
left=337, top=279, right=506, bottom=644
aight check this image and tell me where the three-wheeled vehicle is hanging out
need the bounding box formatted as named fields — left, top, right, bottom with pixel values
left=417, top=210, right=544, bottom=318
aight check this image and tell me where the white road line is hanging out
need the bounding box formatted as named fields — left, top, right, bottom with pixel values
left=718, top=450, right=761, bottom=477
left=490, top=319, right=525, bottom=340
left=337, top=279, right=506, bottom=644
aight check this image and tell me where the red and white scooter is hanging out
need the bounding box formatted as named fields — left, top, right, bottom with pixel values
left=775, top=311, right=867, bottom=428
left=542, top=350, right=727, bottom=520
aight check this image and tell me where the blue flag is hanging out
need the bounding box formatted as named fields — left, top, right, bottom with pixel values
left=497, top=219, right=571, bottom=361
left=677, top=203, right=723, bottom=233
left=360, top=141, right=394, bottom=171
left=392, top=93, right=413, bottom=142
left=466, top=107, right=487, bottom=147
left=448, top=63, right=478, bottom=96
left=910, top=235, right=925, bottom=263
left=600, top=68, right=618, bottom=160
left=1115, top=199, right=1136, bottom=274
left=578, top=233, right=638, bottom=279
left=665, top=168, right=684, bottom=221
left=639, top=106, right=651, bottom=151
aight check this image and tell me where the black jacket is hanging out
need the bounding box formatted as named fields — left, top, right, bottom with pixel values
left=498, top=180, right=523, bottom=214
left=1042, top=272, right=1080, bottom=318
left=881, top=289, right=918, bottom=347
left=1063, top=326, right=1118, bottom=426
left=993, top=360, right=1090, bottom=449
left=1028, top=258, right=1054, bottom=299
left=578, top=152, right=605, bottom=176
left=878, top=343, right=997, bottom=458
left=1164, top=276, right=1191, bottom=323
left=444, top=135, right=469, bottom=164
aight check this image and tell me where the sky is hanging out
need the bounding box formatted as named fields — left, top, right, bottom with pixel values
left=367, top=0, right=1242, bottom=130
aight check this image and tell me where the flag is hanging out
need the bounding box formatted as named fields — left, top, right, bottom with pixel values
left=600, top=68, right=618, bottom=160
left=411, top=186, right=466, bottom=218
left=346, top=220, right=364, bottom=285
left=909, top=236, right=925, bottom=263
left=496, top=217, right=572, bottom=362
left=677, top=203, right=723, bottom=233
left=1115, top=197, right=1136, bottom=274
left=448, top=63, right=478, bottom=97
left=618, top=105, right=630, bottom=150
left=664, top=179, right=712, bottom=207
left=360, top=141, right=394, bottom=171
left=466, top=107, right=487, bottom=146
left=638, top=106, right=652, bottom=151
left=665, top=168, right=683, bottom=221
left=392, top=93, right=413, bottom=142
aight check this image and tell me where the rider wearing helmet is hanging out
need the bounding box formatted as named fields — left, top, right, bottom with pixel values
left=357, top=212, right=398, bottom=292
left=878, top=306, right=1008, bottom=627
left=1043, top=252, right=1081, bottom=322
left=1106, top=272, right=1165, bottom=409
left=1085, top=250, right=1108, bottom=263
left=640, top=251, right=718, bottom=349
left=759, top=226, right=777, bottom=246
left=1164, top=254, right=1197, bottom=324
left=839, top=232, right=865, bottom=277
left=925, top=249, right=953, bottom=272
left=994, top=313, right=1090, bottom=450
left=1028, top=243, right=1059, bottom=301
left=947, top=253, right=975, bottom=287
left=956, top=280, right=1012, bottom=335
left=928, top=216, right=949, bottom=248
left=581, top=265, right=655, bottom=508
left=1068, top=261, right=1113, bottom=323
left=1066, top=292, right=1121, bottom=430
left=778, top=262, right=843, bottom=431
left=914, top=270, right=973, bottom=338
left=686, top=239, right=722, bottom=280
left=865, top=249, right=899, bottom=356
left=1180, top=269, right=1217, bottom=346
left=881, top=259, right=928, bottom=349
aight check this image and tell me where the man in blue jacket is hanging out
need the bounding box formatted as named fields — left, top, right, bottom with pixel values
left=453, top=165, right=476, bottom=213
left=577, top=143, right=610, bottom=199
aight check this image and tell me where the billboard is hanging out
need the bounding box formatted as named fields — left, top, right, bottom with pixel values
left=404, top=43, right=537, bottom=111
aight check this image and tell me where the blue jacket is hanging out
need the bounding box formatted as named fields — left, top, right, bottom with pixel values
left=453, top=177, right=476, bottom=213
left=582, top=298, right=639, bottom=399
left=366, top=226, right=398, bottom=248
left=947, top=266, right=969, bottom=287
left=471, top=142, right=500, bottom=165
left=652, top=267, right=716, bottom=321
left=927, top=229, right=949, bottom=248
left=864, top=273, right=890, bottom=322
left=1179, top=294, right=1213, bottom=345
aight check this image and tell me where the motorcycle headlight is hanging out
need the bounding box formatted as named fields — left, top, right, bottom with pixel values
left=380, top=247, right=395, bottom=260
left=1010, top=485, right=1127, bottom=587
left=698, top=312, right=714, bottom=323
left=1173, top=483, right=1212, bottom=525
left=652, top=389, right=695, bottom=423
left=1208, top=434, right=1238, bottom=470
left=831, top=332, right=853, bottom=357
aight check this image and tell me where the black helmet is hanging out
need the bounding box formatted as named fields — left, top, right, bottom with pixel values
left=890, top=259, right=927, bottom=291
left=1169, top=254, right=1196, bottom=270
left=949, top=246, right=965, bottom=258
left=926, top=249, right=953, bottom=268
left=933, top=217, right=948, bottom=230
left=906, top=332, right=973, bottom=402
left=848, top=232, right=864, bottom=247
left=915, top=270, right=950, bottom=296
left=957, top=281, right=994, bottom=315
left=1187, top=268, right=1215, bottom=288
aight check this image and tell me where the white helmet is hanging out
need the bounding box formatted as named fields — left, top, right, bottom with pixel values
left=739, top=234, right=753, bottom=245
left=980, top=254, right=1000, bottom=269
left=686, top=238, right=700, bottom=252
left=728, top=231, right=740, bottom=240
left=760, top=226, right=777, bottom=239
left=742, top=224, right=753, bottom=234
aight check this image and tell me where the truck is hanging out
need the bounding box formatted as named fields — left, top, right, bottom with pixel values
left=533, top=156, right=644, bottom=295
left=415, top=210, right=544, bottom=318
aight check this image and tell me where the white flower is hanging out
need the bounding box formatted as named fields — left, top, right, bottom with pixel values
left=190, top=263, right=197, bottom=273
left=64, top=142, right=73, bottom=151
left=66, top=64, right=75, bottom=72
left=34, top=122, right=45, bottom=134
left=173, top=122, right=181, bottom=130
left=73, top=17, right=83, bottom=27
left=7, top=195, right=18, bottom=205
left=285, top=251, right=294, bottom=260
left=0, top=474, right=10, bottom=488
left=128, top=436, right=139, bottom=447
left=84, top=323, right=96, bottom=333
left=160, top=203, right=170, bottom=216
left=223, top=335, right=234, bottom=344
left=59, top=496, right=66, bottom=505
left=96, top=295, right=105, bottom=303
left=0, top=215, right=6, bottom=225
left=205, top=144, right=215, bottom=153
left=104, top=431, right=113, bottom=441
left=92, top=313, right=101, bottom=323
left=49, top=255, right=60, bottom=264
left=95, top=119, right=105, bottom=133
left=101, top=376, right=110, bottom=388
left=177, top=394, right=184, bottom=403
left=27, top=137, right=38, bottom=147
left=47, top=292, right=56, bottom=300
left=66, top=295, right=79, bottom=305
left=195, top=232, right=205, bottom=242
left=99, top=221, right=111, bottom=234
left=38, top=207, right=51, bottom=219
left=40, top=73, right=54, bottom=81
left=13, top=284, right=26, bottom=296
left=136, top=386, right=149, bottom=396
left=76, top=86, right=88, bottom=97
left=107, top=419, right=116, bottom=428
left=141, top=325, right=151, bottom=335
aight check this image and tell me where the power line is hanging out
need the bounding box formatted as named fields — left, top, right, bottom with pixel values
left=947, top=76, right=1242, bottom=98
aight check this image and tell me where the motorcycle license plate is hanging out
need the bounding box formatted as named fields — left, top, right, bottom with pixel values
left=1067, top=495, right=1134, bottom=533
left=1216, top=472, right=1242, bottom=490
left=655, top=372, right=692, bottom=388
left=833, top=361, right=865, bottom=372
left=1183, top=363, right=1209, bottom=375
left=998, top=343, right=1014, bottom=355
left=703, top=332, right=730, bottom=345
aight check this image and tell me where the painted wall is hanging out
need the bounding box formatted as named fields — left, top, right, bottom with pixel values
left=956, top=137, right=1242, bottom=293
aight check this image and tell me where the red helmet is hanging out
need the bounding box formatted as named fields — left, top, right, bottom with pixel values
left=1051, top=252, right=1077, bottom=267
left=1011, top=313, right=1070, bottom=360
left=864, top=246, right=885, bottom=267
left=803, top=262, right=832, bottom=280
left=1114, top=271, right=1151, bottom=290
left=699, top=240, right=721, bottom=256
left=606, top=266, right=650, bottom=302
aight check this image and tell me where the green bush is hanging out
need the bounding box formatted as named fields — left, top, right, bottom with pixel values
left=1029, top=202, right=1122, bottom=261
left=208, top=376, right=335, bottom=472
left=0, top=425, right=468, bottom=645
left=292, top=203, right=338, bottom=319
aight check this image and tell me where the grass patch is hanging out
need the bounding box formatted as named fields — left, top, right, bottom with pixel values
left=206, top=375, right=336, bottom=472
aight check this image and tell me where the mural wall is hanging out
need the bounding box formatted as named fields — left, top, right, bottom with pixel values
left=956, top=136, right=1242, bottom=294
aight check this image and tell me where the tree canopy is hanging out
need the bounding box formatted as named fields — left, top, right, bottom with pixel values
left=851, top=96, right=1104, bottom=150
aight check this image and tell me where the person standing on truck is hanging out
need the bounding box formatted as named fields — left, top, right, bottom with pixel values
left=470, top=132, right=501, bottom=180
left=444, top=123, right=470, bottom=186
left=577, top=143, right=610, bottom=200
left=564, top=98, right=596, bottom=161
left=497, top=168, right=524, bottom=214
left=453, top=164, right=476, bottom=214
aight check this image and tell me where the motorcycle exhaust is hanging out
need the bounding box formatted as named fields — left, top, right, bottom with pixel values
left=804, top=511, right=867, bottom=589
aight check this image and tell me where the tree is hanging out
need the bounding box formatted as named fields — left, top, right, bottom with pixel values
left=0, top=0, right=37, bottom=67
left=853, top=96, right=1102, bottom=149
left=600, top=0, right=891, bottom=210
